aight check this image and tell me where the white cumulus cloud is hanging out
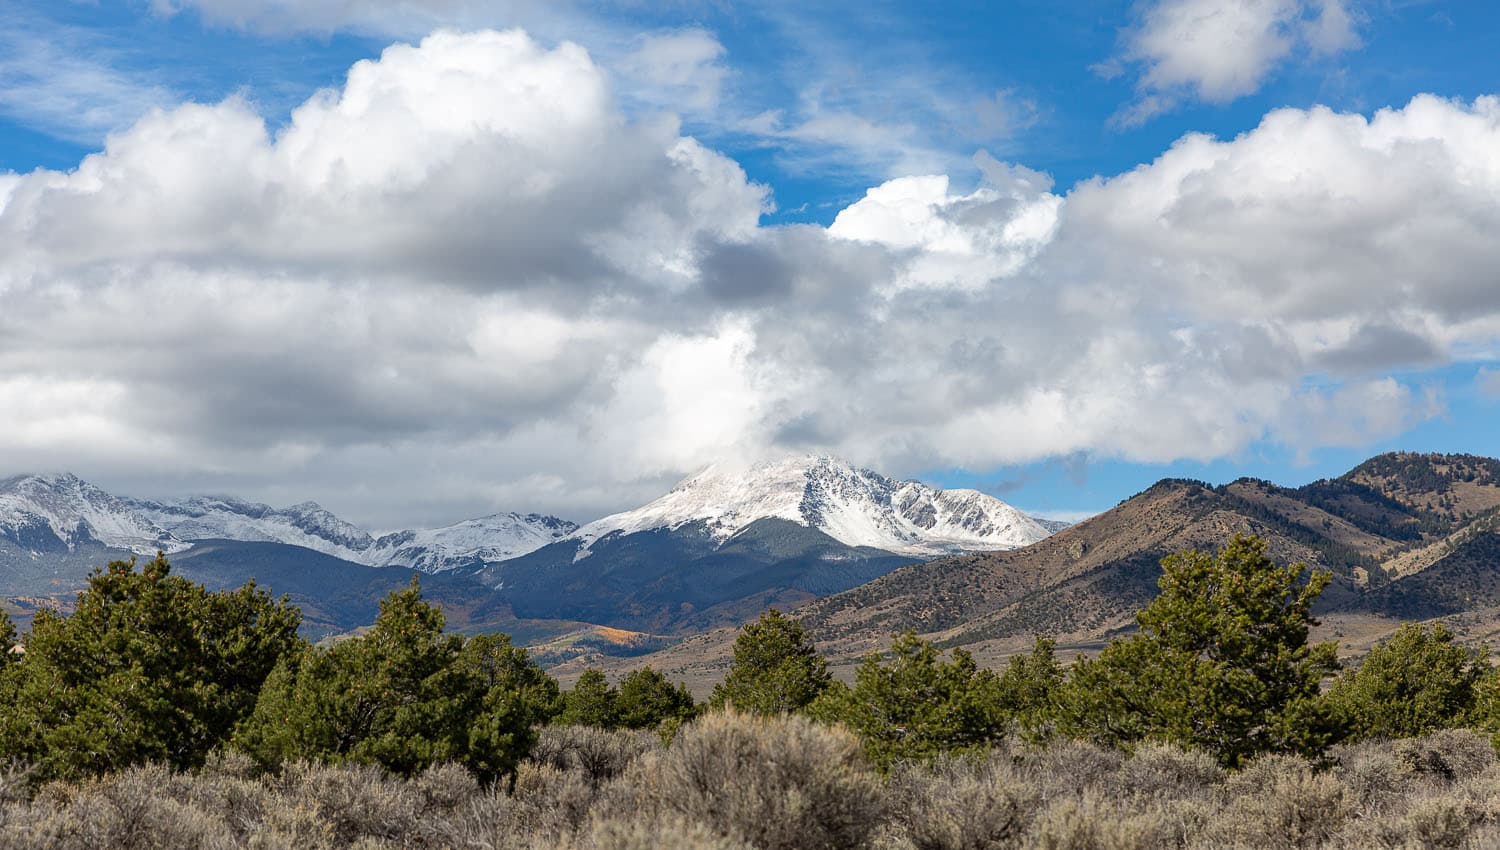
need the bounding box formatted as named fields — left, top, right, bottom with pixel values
left=1106, top=0, right=1363, bottom=125
left=3, top=27, right=1499, bottom=529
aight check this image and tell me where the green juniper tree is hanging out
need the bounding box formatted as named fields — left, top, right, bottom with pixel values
left=558, top=668, right=621, bottom=728
left=0, top=607, right=16, bottom=673
left=1470, top=669, right=1500, bottom=748
left=1326, top=623, right=1488, bottom=740
left=452, top=632, right=563, bottom=781
left=234, top=577, right=557, bottom=783
left=811, top=631, right=1006, bottom=769
left=1057, top=535, right=1341, bottom=766
left=710, top=609, right=832, bottom=715
left=0, top=555, right=303, bottom=781
left=992, top=637, right=1065, bottom=741
left=616, top=666, right=698, bottom=731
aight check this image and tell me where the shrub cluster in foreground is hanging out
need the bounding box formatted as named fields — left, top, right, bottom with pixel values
left=5, top=716, right=1500, bottom=850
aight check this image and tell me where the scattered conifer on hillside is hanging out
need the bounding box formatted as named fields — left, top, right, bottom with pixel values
left=234, top=576, right=557, bottom=783
left=711, top=608, right=831, bottom=715
left=558, top=668, right=621, bottom=728
left=1327, top=623, right=1488, bottom=740
left=1057, top=534, right=1341, bottom=766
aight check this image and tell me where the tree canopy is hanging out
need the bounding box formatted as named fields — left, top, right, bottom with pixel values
left=810, top=631, right=1006, bottom=769
left=7, top=534, right=1500, bottom=784
left=711, top=609, right=831, bottom=715
left=234, top=576, right=557, bottom=784
left=0, top=555, right=303, bottom=781
left=1327, top=623, right=1489, bottom=739
left=616, top=666, right=698, bottom=731
left=1057, top=534, right=1341, bottom=766
left=0, top=607, right=16, bottom=673
left=558, top=668, right=622, bottom=728
left=991, top=637, right=1065, bottom=742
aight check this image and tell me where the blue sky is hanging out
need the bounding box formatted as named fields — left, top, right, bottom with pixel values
left=1, top=1, right=1499, bottom=526
left=9, top=2, right=1491, bottom=193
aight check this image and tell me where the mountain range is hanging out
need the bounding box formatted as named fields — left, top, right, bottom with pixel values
left=0, top=472, right=579, bottom=571
left=802, top=452, right=1500, bottom=657
left=603, top=452, right=1500, bottom=692
left=130, top=496, right=578, bottom=573
left=9, top=450, right=1500, bottom=688
left=21, top=449, right=1497, bottom=687
left=0, top=457, right=1059, bottom=640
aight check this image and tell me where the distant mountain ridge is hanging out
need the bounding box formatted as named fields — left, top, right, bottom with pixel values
left=128, top=495, right=577, bottom=572
left=0, top=458, right=1055, bottom=575
left=0, top=474, right=583, bottom=641
left=480, top=456, right=1058, bottom=633
left=0, top=473, right=577, bottom=574
left=0, top=458, right=1062, bottom=643
left=558, top=452, right=1500, bottom=690
left=0, top=473, right=188, bottom=556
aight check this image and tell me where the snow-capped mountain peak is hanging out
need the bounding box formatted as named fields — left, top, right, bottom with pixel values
left=1, top=461, right=1049, bottom=577
left=127, top=495, right=378, bottom=560
left=573, top=455, right=1054, bottom=556
left=573, top=457, right=810, bottom=545
left=365, top=512, right=578, bottom=572
left=0, top=473, right=187, bottom=556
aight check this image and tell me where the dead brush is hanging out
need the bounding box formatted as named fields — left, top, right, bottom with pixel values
left=602, top=710, right=885, bottom=850
left=884, top=752, right=1040, bottom=850
left=528, top=725, right=658, bottom=787
left=1208, top=754, right=1353, bottom=849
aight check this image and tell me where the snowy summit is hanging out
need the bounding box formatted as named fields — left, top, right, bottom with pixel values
left=573, top=456, right=1056, bottom=556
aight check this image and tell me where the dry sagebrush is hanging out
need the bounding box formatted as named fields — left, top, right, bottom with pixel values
left=4, top=721, right=1500, bottom=849
left=599, top=710, right=885, bottom=850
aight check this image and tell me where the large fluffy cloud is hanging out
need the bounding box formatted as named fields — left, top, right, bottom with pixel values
left=0, top=29, right=768, bottom=524
left=147, top=2, right=1038, bottom=182
left=3, top=28, right=1498, bottom=526
left=0, top=30, right=764, bottom=292
left=1069, top=95, right=1500, bottom=342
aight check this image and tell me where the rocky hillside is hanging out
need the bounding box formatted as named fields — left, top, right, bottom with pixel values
left=800, top=452, right=1500, bottom=656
